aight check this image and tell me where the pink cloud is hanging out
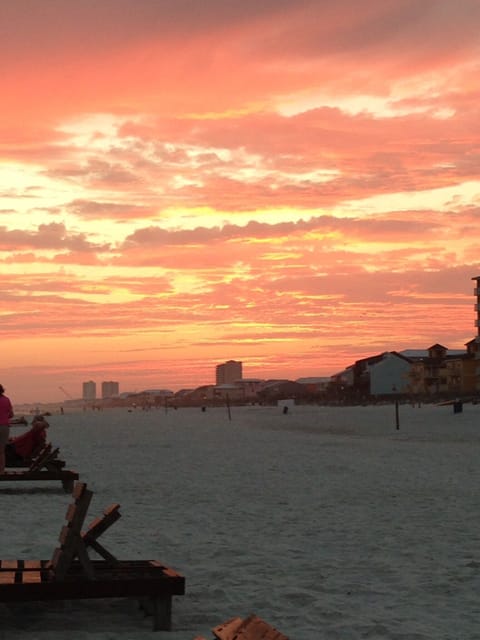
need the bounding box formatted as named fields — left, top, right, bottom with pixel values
left=1, top=2, right=480, bottom=402
left=2, top=1, right=480, bottom=126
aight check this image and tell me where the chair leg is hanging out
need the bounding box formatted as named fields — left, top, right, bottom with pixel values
left=62, top=478, right=74, bottom=493
left=151, top=595, right=172, bottom=631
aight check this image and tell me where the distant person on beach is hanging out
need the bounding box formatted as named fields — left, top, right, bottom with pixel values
left=5, top=415, right=49, bottom=466
left=0, top=384, right=14, bottom=473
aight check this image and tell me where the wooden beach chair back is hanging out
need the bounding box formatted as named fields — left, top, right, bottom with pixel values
left=195, top=614, right=289, bottom=640
left=28, top=444, right=61, bottom=472
left=48, top=481, right=95, bottom=580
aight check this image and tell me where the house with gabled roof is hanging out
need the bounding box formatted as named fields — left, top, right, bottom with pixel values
left=351, top=351, right=412, bottom=397
left=401, top=343, right=477, bottom=396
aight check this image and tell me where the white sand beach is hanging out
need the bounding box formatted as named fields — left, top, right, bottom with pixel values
left=1, top=402, right=480, bottom=640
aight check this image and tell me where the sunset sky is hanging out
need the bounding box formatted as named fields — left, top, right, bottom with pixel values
left=2, top=1, right=480, bottom=404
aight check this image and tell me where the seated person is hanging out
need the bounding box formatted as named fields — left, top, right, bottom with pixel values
left=5, top=415, right=49, bottom=466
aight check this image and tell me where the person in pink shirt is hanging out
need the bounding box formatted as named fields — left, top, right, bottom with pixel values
left=0, top=384, right=14, bottom=473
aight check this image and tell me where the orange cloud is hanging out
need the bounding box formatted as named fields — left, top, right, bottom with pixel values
left=1, top=1, right=480, bottom=403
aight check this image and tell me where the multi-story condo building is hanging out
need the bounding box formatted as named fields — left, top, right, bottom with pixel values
left=82, top=380, right=96, bottom=401
left=101, top=381, right=119, bottom=399
left=216, top=360, right=242, bottom=385
left=472, top=275, right=480, bottom=391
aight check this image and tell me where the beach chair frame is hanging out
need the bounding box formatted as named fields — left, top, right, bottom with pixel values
left=1, top=443, right=78, bottom=492
left=0, top=482, right=185, bottom=630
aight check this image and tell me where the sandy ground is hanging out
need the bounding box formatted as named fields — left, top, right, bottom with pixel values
left=1, top=402, right=480, bottom=639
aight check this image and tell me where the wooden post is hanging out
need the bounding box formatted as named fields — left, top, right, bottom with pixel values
left=226, top=394, right=232, bottom=421
left=392, top=385, right=400, bottom=430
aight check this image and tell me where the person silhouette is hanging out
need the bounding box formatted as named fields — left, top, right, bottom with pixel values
left=0, top=384, right=14, bottom=473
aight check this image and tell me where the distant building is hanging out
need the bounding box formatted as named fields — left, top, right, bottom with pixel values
left=296, top=377, right=331, bottom=394
left=82, top=380, right=96, bottom=401
left=402, top=344, right=473, bottom=396
left=257, top=380, right=308, bottom=402
left=366, top=352, right=412, bottom=395
left=335, top=352, right=412, bottom=398
left=101, top=380, right=119, bottom=399
left=216, top=360, right=242, bottom=385
left=472, top=275, right=480, bottom=391
left=232, top=378, right=264, bottom=400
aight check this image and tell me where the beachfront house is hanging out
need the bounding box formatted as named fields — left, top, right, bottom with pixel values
left=213, top=383, right=245, bottom=402
left=232, top=378, right=265, bottom=401
left=401, top=344, right=449, bottom=395
left=401, top=343, right=475, bottom=397
left=328, top=367, right=355, bottom=401
left=465, top=338, right=480, bottom=393
left=351, top=351, right=412, bottom=398
left=325, top=352, right=411, bottom=401
left=296, top=377, right=331, bottom=394
left=256, top=380, right=308, bottom=403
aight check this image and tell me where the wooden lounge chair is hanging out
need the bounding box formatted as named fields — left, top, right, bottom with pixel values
left=0, top=482, right=185, bottom=630
left=0, top=444, right=77, bottom=492
left=6, top=442, right=66, bottom=471
left=194, top=614, right=289, bottom=640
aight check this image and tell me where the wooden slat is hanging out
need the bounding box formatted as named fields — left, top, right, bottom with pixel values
left=212, top=617, right=244, bottom=640
left=72, top=481, right=87, bottom=499
left=161, top=566, right=181, bottom=578
left=149, top=560, right=165, bottom=569
left=149, top=560, right=181, bottom=576
left=212, top=616, right=289, bottom=640
left=50, top=549, right=62, bottom=569
left=0, top=572, right=16, bottom=584
left=0, top=560, right=44, bottom=572
left=58, top=524, right=71, bottom=545
left=104, top=503, right=121, bottom=517
left=21, top=571, right=42, bottom=584
left=83, top=503, right=121, bottom=540
left=65, top=504, right=77, bottom=523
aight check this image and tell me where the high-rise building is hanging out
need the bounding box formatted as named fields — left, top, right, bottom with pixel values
left=473, top=276, right=480, bottom=337
left=102, top=380, right=119, bottom=399
left=82, top=380, right=96, bottom=401
left=216, top=360, right=242, bottom=385
left=472, top=276, right=480, bottom=391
